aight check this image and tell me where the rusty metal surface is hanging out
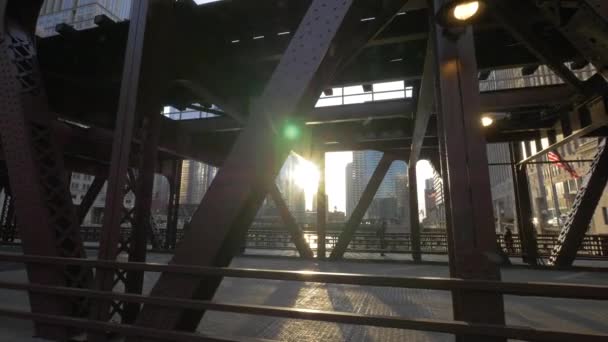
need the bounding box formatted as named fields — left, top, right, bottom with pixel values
left=0, top=0, right=91, bottom=338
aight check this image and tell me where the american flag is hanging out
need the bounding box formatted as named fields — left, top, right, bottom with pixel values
left=548, top=150, right=579, bottom=178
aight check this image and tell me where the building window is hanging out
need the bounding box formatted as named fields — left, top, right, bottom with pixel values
left=603, top=207, right=608, bottom=225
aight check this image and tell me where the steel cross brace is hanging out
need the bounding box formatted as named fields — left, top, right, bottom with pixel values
left=433, top=1, right=506, bottom=340
left=0, top=1, right=91, bottom=339
left=269, top=183, right=314, bottom=259
left=330, top=153, right=394, bottom=259
left=550, top=138, right=608, bottom=266
left=77, top=171, right=107, bottom=225
left=485, top=0, right=588, bottom=95
left=132, top=0, right=410, bottom=336
left=408, top=17, right=438, bottom=263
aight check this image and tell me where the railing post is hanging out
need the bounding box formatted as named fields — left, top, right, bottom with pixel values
left=409, top=164, right=421, bottom=262
left=316, top=150, right=327, bottom=260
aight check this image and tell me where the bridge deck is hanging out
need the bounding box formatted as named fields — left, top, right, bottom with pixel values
left=0, top=251, right=606, bottom=342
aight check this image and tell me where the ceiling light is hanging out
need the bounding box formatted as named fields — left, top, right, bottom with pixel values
left=436, top=0, right=486, bottom=28
left=481, top=116, right=494, bottom=127
left=453, top=1, right=480, bottom=21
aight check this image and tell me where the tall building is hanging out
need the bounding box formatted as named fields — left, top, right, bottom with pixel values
left=38, top=0, right=132, bottom=37
left=276, top=154, right=307, bottom=222
left=345, top=162, right=355, bottom=218
left=487, top=143, right=516, bottom=233
left=179, top=161, right=216, bottom=205
left=345, top=151, right=408, bottom=222
left=527, top=138, right=608, bottom=234
left=423, top=172, right=446, bottom=229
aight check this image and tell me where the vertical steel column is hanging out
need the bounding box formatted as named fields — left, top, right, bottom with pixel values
left=164, top=160, right=181, bottom=250
left=432, top=1, right=505, bottom=340
left=409, top=164, right=422, bottom=262
left=124, top=110, right=163, bottom=323
left=316, top=150, right=327, bottom=259
left=93, top=0, right=174, bottom=331
left=0, top=1, right=90, bottom=339
left=269, top=184, right=314, bottom=258
left=330, top=153, right=393, bottom=259
left=509, top=143, right=539, bottom=265
left=133, top=1, right=378, bottom=335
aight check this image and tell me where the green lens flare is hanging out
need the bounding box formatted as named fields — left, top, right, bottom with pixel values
left=283, top=123, right=301, bottom=140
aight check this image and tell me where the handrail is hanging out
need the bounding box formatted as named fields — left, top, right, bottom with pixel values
left=0, top=253, right=607, bottom=300
left=0, top=284, right=604, bottom=342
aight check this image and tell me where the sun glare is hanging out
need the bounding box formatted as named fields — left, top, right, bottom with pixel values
left=291, top=154, right=320, bottom=209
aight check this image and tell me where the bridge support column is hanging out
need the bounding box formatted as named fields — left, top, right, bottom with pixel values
left=409, top=164, right=422, bottom=262
left=433, top=1, right=506, bottom=340
left=93, top=0, right=175, bottom=330
left=124, top=106, right=163, bottom=323
left=316, top=150, right=327, bottom=260
left=330, top=153, right=393, bottom=259
left=0, top=2, right=91, bottom=339
left=510, top=143, right=539, bottom=265
left=164, top=159, right=182, bottom=250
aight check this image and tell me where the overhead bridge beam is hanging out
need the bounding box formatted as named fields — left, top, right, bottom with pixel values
left=176, top=85, right=575, bottom=134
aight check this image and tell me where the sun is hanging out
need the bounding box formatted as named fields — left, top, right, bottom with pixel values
left=291, top=154, right=320, bottom=209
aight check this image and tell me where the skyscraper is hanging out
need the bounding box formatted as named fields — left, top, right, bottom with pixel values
left=179, top=160, right=216, bottom=205
left=38, top=0, right=132, bottom=37
left=346, top=151, right=408, bottom=221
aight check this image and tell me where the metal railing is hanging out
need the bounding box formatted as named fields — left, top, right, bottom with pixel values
left=0, top=252, right=606, bottom=341
left=2, top=226, right=607, bottom=259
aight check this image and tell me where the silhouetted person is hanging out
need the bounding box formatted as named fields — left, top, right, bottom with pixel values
left=504, top=227, right=514, bottom=254
left=377, top=220, right=387, bottom=256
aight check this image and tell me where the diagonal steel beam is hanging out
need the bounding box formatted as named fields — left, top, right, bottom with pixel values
left=77, top=172, right=107, bottom=225
left=269, top=183, right=314, bottom=259
left=330, top=153, right=394, bottom=259
left=133, top=0, right=410, bottom=336
left=550, top=138, right=608, bottom=266
left=409, top=34, right=436, bottom=166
